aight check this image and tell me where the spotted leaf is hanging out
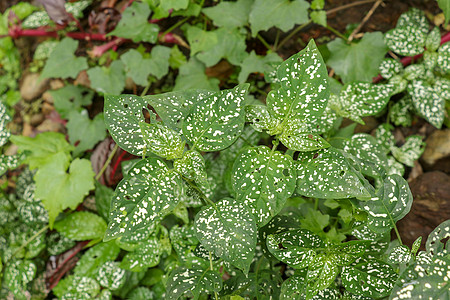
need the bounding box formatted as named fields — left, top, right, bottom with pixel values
left=266, top=229, right=325, bottom=269
left=407, top=80, right=445, bottom=128
left=232, top=146, right=296, bottom=227
left=2, top=260, right=36, bottom=297
left=174, top=150, right=209, bottom=192
left=391, top=135, right=425, bottom=167
left=53, top=275, right=100, bottom=299
left=426, top=219, right=450, bottom=256
left=120, top=236, right=162, bottom=272
left=437, top=43, right=450, bottom=74
left=379, top=58, right=403, bottom=80
left=296, top=147, right=371, bottom=199
left=390, top=253, right=450, bottom=300
left=360, top=175, right=413, bottom=234
left=194, top=198, right=257, bottom=273
left=375, top=124, right=395, bottom=154
left=166, top=266, right=222, bottom=300
left=388, top=245, right=412, bottom=264
left=329, top=82, right=392, bottom=124
left=73, top=241, right=120, bottom=277
left=280, top=273, right=341, bottom=300
left=304, top=253, right=340, bottom=299
left=341, top=258, right=397, bottom=298
left=96, top=261, right=126, bottom=290
left=266, top=40, right=329, bottom=150
left=0, top=102, right=11, bottom=147
left=279, top=121, right=330, bottom=151
left=0, top=154, right=24, bottom=177
left=183, top=84, right=249, bottom=152
left=105, top=158, right=183, bottom=242
left=385, top=8, right=428, bottom=56
left=245, top=105, right=281, bottom=135
left=426, top=27, right=441, bottom=52
left=389, top=96, right=413, bottom=127
left=139, top=122, right=185, bottom=160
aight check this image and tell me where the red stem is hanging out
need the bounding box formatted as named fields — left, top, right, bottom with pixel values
left=110, top=150, right=127, bottom=183
left=373, top=32, right=450, bottom=83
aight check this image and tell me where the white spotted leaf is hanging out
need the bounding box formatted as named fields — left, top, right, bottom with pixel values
left=3, top=260, right=36, bottom=297
left=280, top=273, right=341, bottom=300
left=174, top=150, right=209, bottom=192
left=266, top=40, right=330, bottom=151
left=194, top=198, right=257, bottom=273
left=437, top=43, right=450, bottom=74
left=105, top=158, right=183, bottom=242
left=266, top=229, right=325, bottom=269
left=426, top=219, right=450, bottom=256
left=96, top=261, right=126, bottom=290
left=120, top=236, right=162, bottom=272
left=329, top=82, right=392, bottom=124
left=73, top=241, right=120, bottom=277
left=426, top=27, right=441, bottom=52
left=407, top=80, right=445, bottom=128
left=341, top=258, right=397, bottom=298
left=245, top=105, right=281, bottom=135
left=0, top=154, right=24, bottom=177
left=360, top=175, right=413, bottom=234
left=375, top=124, right=395, bottom=154
left=304, top=253, right=340, bottom=299
left=0, top=102, right=11, bottom=147
left=379, top=58, right=403, bottom=80
left=166, top=266, right=222, bottom=300
left=296, top=147, right=371, bottom=199
left=183, top=84, right=249, bottom=152
left=388, top=245, right=412, bottom=264
left=391, top=135, right=425, bottom=167
left=139, top=122, right=185, bottom=160
left=389, top=96, right=413, bottom=127
left=232, top=146, right=296, bottom=227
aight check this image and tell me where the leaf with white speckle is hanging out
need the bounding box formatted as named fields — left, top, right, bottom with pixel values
left=437, top=43, right=450, bottom=74
left=105, top=158, right=183, bottom=241
left=245, top=105, right=281, bottom=135
left=0, top=153, right=24, bottom=176
left=385, top=8, right=428, bottom=56
left=379, top=58, right=403, bottom=80
left=266, top=229, right=325, bottom=269
left=232, top=146, right=296, bottom=227
left=96, top=261, right=126, bottom=290
left=53, top=275, right=100, bottom=299
left=426, top=219, right=450, bottom=256
left=74, top=241, right=120, bottom=277
left=296, top=147, right=371, bottom=199
left=120, top=236, right=162, bottom=272
left=389, top=96, right=413, bottom=127
left=166, top=266, right=222, bottom=299
left=426, top=27, right=441, bottom=52
left=139, top=122, right=185, bottom=160
left=329, top=82, right=392, bottom=124
left=266, top=40, right=330, bottom=151
left=280, top=272, right=341, bottom=300
left=174, top=150, right=210, bottom=192
left=360, top=174, right=413, bottom=234
left=388, top=245, right=412, bottom=264
left=342, top=258, right=397, bottom=298
left=391, top=135, right=425, bottom=167
left=375, top=124, right=395, bottom=154
left=305, top=253, right=339, bottom=299
left=194, top=198, right=257, bottom=273
left=3, top=260, right=36, bottom=298
left=0, top=102, right=11, bottom=147
left=407, top=80, right=445, bottom=128
left=183, top=84, right=249, bottom=152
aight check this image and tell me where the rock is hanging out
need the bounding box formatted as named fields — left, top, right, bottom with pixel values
left=41, top=102, right=54, bottom=115
left=397, top=171, right=450, bottom=250
left=36, top=119, right=65, bottom=133
left=421, top=129, right=450, bottom=166
left=50, top=79, right=64, bottom=90
left=42, top=91, right=54, bottom=104
left=74, top=70, right=91, bottom=88
left=30, top=114, right=44, bottom=127
left=20, top=73, right=50, bottom=102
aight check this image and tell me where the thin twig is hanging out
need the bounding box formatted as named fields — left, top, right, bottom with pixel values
left=95, top=144, right=119, bottom=181
left=13, top=225, right=49, bottom=258
left=348, top=0, right=383, bottom=42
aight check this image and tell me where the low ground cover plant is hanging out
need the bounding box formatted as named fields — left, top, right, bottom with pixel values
left=0, top=1, right=449, bottom=299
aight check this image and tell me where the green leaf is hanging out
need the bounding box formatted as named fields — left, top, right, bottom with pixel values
left=140, top=122, right=185, bottom=160
left=232, top=145, right=296, bottom=226
left=87, top=60, right=126, bottom=95
left=267, top=40, right=330, bottom=151
left=296, top=147, right=371, bottom=199
left=73, top=241, right=120, bottom=277
left=185, top=25, right=218, bottom=56
left=385, top=8, right=428, bottom=56
left=249, top=0, right=309, bottom=36
left=391, top=135, right=425, bottom=167
left=95, top=182, right=114, bottom=221
left=10, top=132, right=73, bottom=169
left=329, top=82, right=392, bottom=124
left=67, top=110, right=106, bottom=156
left=196, top=27, right=248, bottom=67
left=105, top=158, right=183, bottom=241
left=151, top=0, right=190, bottom=18
left=121, top=46, right=171, bottom=85
left=379, top=58, right=403, bottom=80
left=407, top=80, right=445, bottom=128
left=174, top=58, right=220, bottom=91
left=267, top=229, right=325, bottom=269
left=238, top=50, right=282, bottom=83
left=390, top=252, right=450, bottom=300
left=202, top=0, right=253, bottom=28
left=360, top=175, right=413, bottom=234
left=40, top=38, right=88, bottom=79
left=166, top=266, right=222, bottom=299
left=120, top=236, right=162, bottom=272
left=194, top=198, right=257, bottom=273
left=54, top=211, right=107, bottom=241
left=169, top=45, right=187, bottom=69
left=327, top=32, right=387, bottom=83
left=48, top=85, right=94, bottom=119
left=182, top=84, right=249, bottom=152
left=108, top=1, right=159, bottom=43
left=426, top=219, right=450, bottom=255
left=35, top=153, right=95, bottom=227
left=310, top=10, right=327, bottom=27
left=341, top=258, right=397, bottom=298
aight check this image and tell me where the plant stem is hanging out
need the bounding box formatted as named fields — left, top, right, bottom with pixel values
left=276, top=21, right=311, bottom=51
left=257, top=34, right=273, bottom=51
left=183, top=177, right=216, bottom=208
left=13, top=225, right=49, bottom=258
left=393, top=223, right=403, bottom=245
left=163, top=17, right=189, bottom=36
left=348, top=0, right=383, bottom=42
left=326, top=0, right=378, bottom=15
left=326, top=25, right=348, bottom=41
left=239, top=135, right=254, bottom=146
left=95, top=144, right=119, bottom=181
left=209, top=250, right=219, bottom=300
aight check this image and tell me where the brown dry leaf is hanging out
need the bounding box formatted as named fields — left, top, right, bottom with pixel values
left=36, top=0, right=70, bottom=25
